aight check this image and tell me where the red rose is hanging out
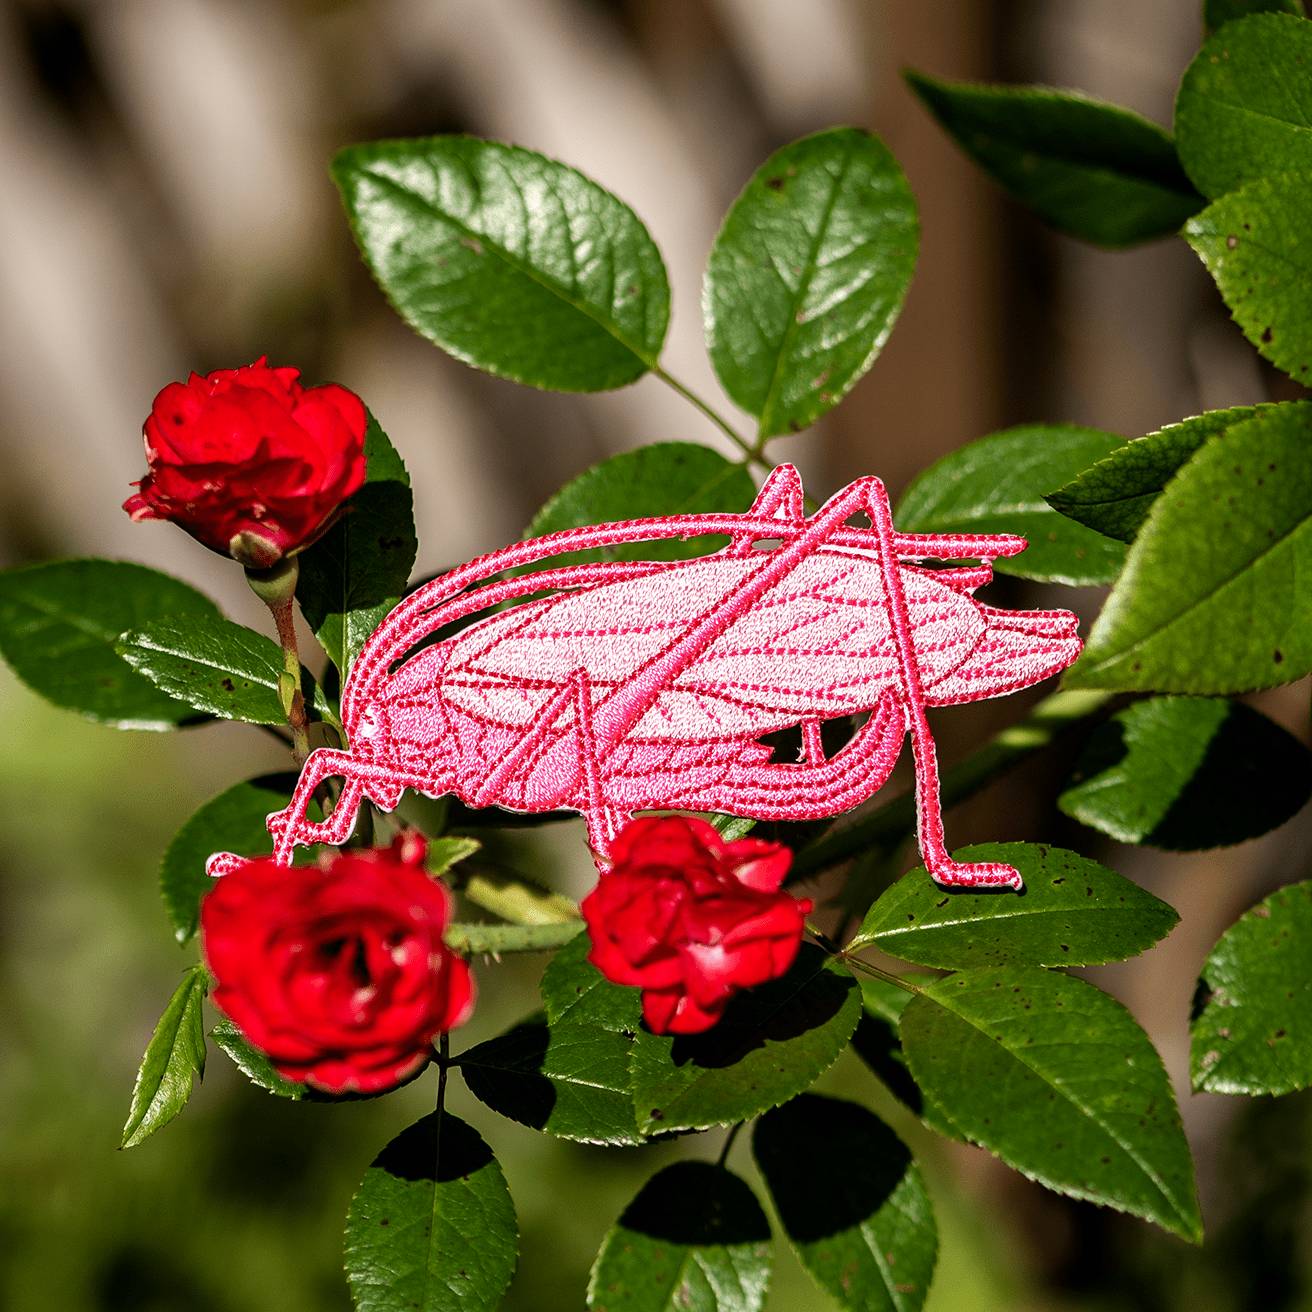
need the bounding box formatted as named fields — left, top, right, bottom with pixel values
left=581, top=816, right=812, bottom=1035
left=201, top=834, right=474, bottom=1093
left=124, top=356, right=368, bottom=568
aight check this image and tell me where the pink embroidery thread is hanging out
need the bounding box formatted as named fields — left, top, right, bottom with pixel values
left=209, top=467, right=1081, bottom=890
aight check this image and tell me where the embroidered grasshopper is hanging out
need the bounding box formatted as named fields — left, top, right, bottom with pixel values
left=225, top=465, right=1080, bottom=889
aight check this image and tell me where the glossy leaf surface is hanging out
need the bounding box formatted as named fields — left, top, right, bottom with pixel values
left=161, top=772, right=320, bottom=944
left=906, top=70, right=1203, bottom=247
left=211, top=1018, right=307, bottom=1099
left=1065, top=402, right=1312, bottom=692
left=522, top=443, right=758, bottom=571
left=901, top=968, right=1202, bottom=1242
left=540, top=929, right=644, bottom=1033
left=334, top=137, right=669, bottom=392
left=851, top=843, right=1178, bottom=968
left=0, top=559, right=218, bottom=728
left=345, top=1114, right=518, bottom=1312
left=704, top=127, right=918, bottom=437
left=894, top=424, right=1128, bottom=584
left=755, top=1094, right=937, bottom=1312
left=121, top=966, right=208, bottom=1147
left=1175, top=13, right=1312, bottom=198
left=296, top=411, right=417, bottom=674
left=1185, top=174, right=1312, bottom=380
left=117, top=615, right=330, bottom=726
left=628, top=945, right=861, bottom=1135
left=1046, top=406, right=1262, bottom=543
left=1059, top=697, right=1312, bottom=849
left=458, top=1015, right=643, bottom=1146
left=1192, top=881, right=1312, bottom=1095
left=587, top=1162, right=772, bottom=1312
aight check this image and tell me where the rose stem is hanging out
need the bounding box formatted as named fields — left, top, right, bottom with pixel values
left=433, top=1031, right=450, bottom=1180
left=716, top=1122, right=743, bottom=1169
left=245, top=556, right=310, bottom=765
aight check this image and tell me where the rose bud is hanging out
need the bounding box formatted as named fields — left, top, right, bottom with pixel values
left=124, top=357, right=368, bottom=569
left=201, top=834, right=474, bottom=1094
left=581, top=816, right=812, bottom=1035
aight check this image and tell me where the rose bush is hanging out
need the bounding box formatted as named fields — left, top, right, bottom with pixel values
left=124, top=356, right=368, bottom=569
left=581, top=816, right=812, bottom=1034
left=200, top=833, right=474, bottom=1093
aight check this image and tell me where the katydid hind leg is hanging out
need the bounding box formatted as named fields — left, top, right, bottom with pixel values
left=860, top=478, right=1023, bottom=891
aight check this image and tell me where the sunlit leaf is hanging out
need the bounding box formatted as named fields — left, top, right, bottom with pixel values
left=334, top=137, right=669, bottom=392
left=345, top=1114, right=518, bottom=1312
left=458, top=1014, right=643, bottom=1146
left=705, top=127, right=918, bottom=437
left=521, top=443, right=758, bottom=572
left=1046, top=406, right=1263, bottom=543
left=1185, top=174, right=1312, bottom=380
left=588, top=1162, right=772, bottom=1312
left=1175, top=12, right=1312, bottom=198
left=121, top=966, right=208, bottom=1148
left=628, top=945, right=861, bottom=1135
left=901, top=967, right=1202, bottom=1242
left=895, top=424, right=1128, bottom=584
left=1191, top=881, right=1312, bottom=1095
left=851, top=843, right=1178, bottom=967
left=1065, top=402, right=1312, bottom=693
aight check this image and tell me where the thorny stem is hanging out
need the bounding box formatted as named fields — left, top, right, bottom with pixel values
left=245, top=557, right=310, bottom=766
left=717, top=1122, right=744, bottom=1168
left=652, top=366, right=765, bottom=468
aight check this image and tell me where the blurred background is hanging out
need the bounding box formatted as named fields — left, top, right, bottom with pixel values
left=1, top=0, right=1311, bottom=1308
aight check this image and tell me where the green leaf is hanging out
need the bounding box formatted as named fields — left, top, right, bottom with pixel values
left=1184, top=173, right=1312, bottom=380
left=894, top=424, right=1129, bottom=584
left=345, top=1113, right=518, bottom=1312
left=211, top=1017, right=307, bottom=1099
left=850, top=979, right=922, bottom=1115
left=161, top=773, right=321, bottom=945
left=905, top=70, right=1203, bottom=248
left=754, top=1094, right=937, bottom=1312
left=851, top=843, right=1178, bottom=968
left=427, top=835, right=480, bottom=876
left=458, top=1014, right=644, bottom=1146
left=121, top=966, right=208, bottom=1148
left=588, top=1162, right=772, bottom=1312
left=1175, top=13, right=1312, bottom=199
left=116, top=615, right=331, bottom=726
left=296, top=410, right=418, bottom=674
left=0, top=559, right=219, bottom=729
left=1059, top=697, right=1312, bottom=849
left=521, top=443, right=758, bottom=572
left=628, top=945, right=861, bottom=1135
left=1206, top=0, right=1305, bottom=30
left=1064, top=401, right=1312, bottom=693
left=1046, top=406, right=1263, bottom=543
left=1191, top=880, right=1312, bottom=1095
left=900, top=967, right=1202, bottom=1242
left=540, top=929, right=644, bottom=1032
left=704, top=127, right=918, bottom=438
left=333, top=136, right=669, bottom=393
